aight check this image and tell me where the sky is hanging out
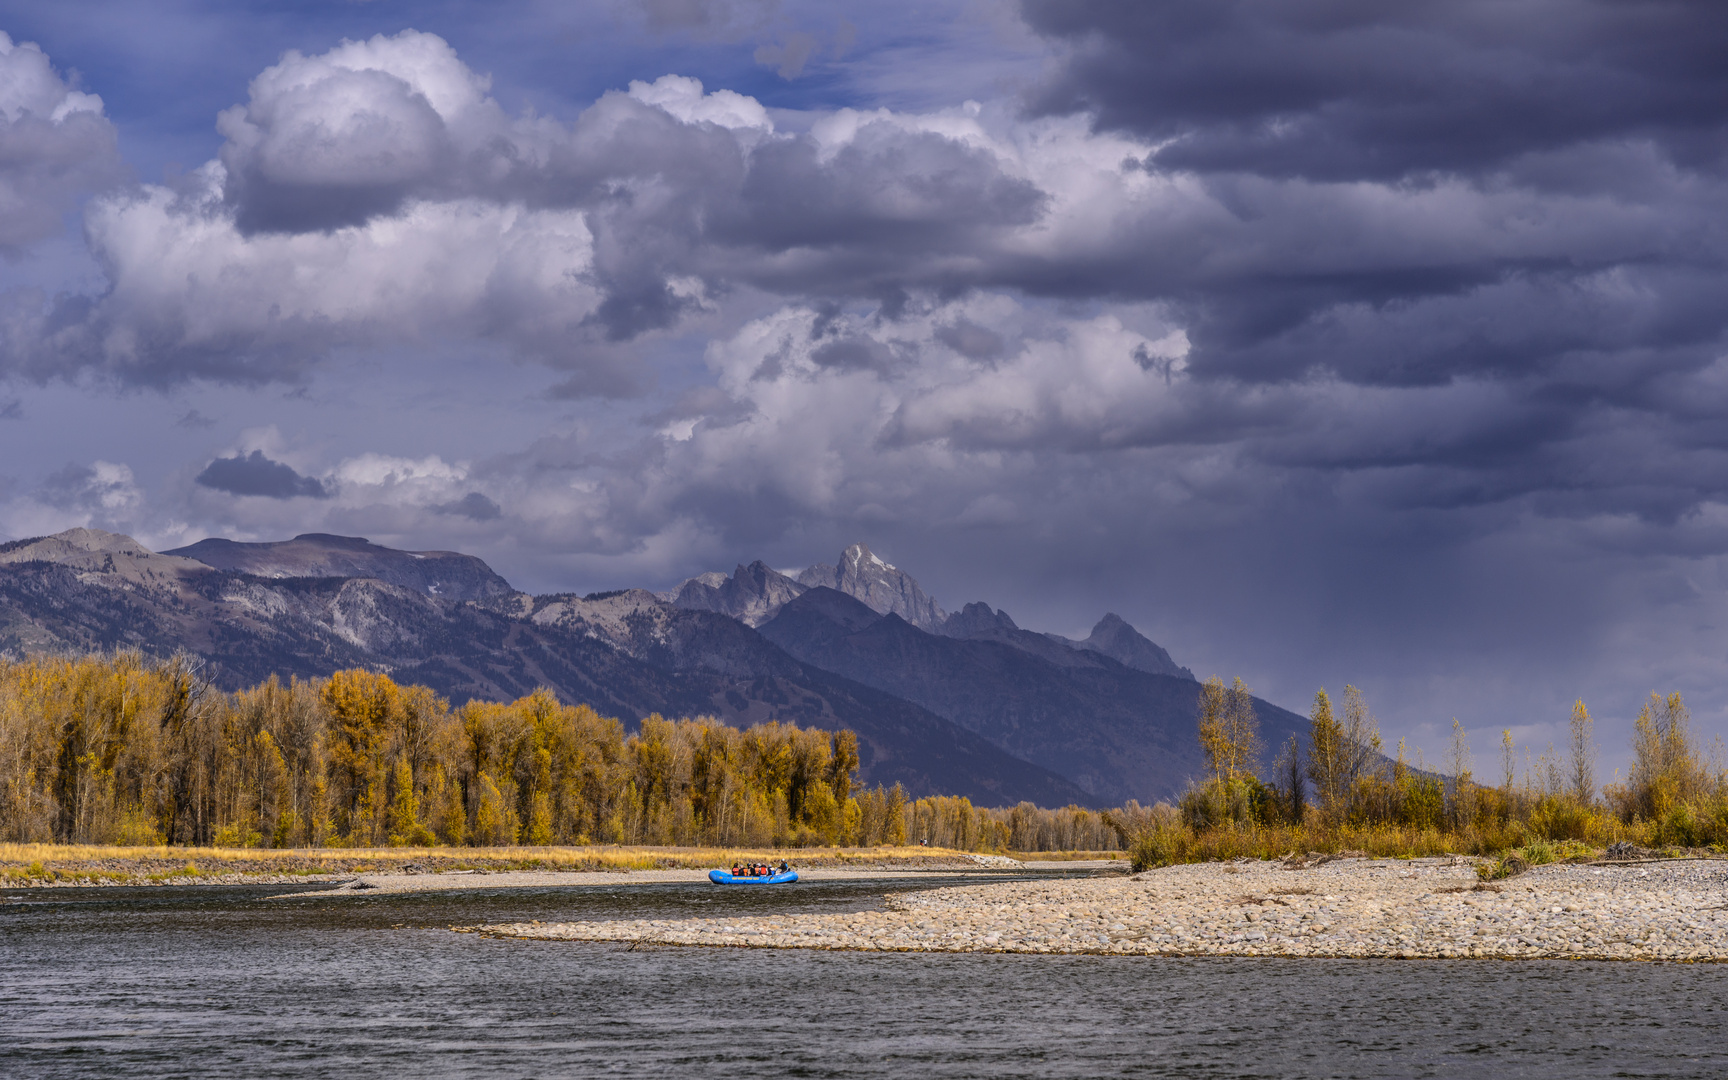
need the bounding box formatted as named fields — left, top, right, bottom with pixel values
left=2, top=0, right=1727, bottom=783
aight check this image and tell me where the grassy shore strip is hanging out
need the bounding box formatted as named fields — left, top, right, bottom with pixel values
left=0, top=843, right=1036, bottom=888
left=472, top=856, right=1728, bottom=961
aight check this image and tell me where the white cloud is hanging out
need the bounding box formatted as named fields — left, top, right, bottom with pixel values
left=0, top=32, right=123, bottom=251
left=332, top=452, right=465, bottom=486
left=627, top=74, right=772, bottom=132
left=0, top=32, right=104, bottom=122
left=71, top=169, right=600, bottom=383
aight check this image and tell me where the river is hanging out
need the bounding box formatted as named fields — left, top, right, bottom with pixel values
left=4, top=878, right=1726, bottom=1078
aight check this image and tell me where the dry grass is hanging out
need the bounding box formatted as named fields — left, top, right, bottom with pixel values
left=1005, top=850, right=1123, bottom=861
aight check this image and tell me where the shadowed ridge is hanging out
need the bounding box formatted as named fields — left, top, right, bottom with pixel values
left=761, top=591, right=1304, bottom=804
left=166, top=533, right=515, bottom=601
left=758, top=586, right=884, bottom=649
left=941, top=600, right=1118, bottom=670
left=1071, top=613, right=1195, bottom=681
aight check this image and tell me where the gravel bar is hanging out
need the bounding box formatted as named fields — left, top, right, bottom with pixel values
left=472, top=856, right=1728, bottom=961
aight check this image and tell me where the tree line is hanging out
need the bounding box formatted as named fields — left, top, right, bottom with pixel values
left=0, top=651, right=1128, bottom=852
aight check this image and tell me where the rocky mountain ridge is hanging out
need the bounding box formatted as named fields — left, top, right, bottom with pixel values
left=2, top=528, right=1234, bottom=802
left=671, top=542, right=1194, bottom=681
left=0, top=528, right=1087, bottom=805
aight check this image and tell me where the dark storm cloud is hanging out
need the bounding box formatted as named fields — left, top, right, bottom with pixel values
left=934, top=319, right=1005, bottom=362
left=1006, top=0, right=1728, bottom=364
left=1020, top=0, right=1728, bottom=182
left=195, top=451, right=329, bottom=499
left=969, top=0, right=1728, bottom=546
left=722, top=123, right=1045, bottom=254
left=174, top=410, right=216, bottom=430
left=433, top=492, right=503, bottom=521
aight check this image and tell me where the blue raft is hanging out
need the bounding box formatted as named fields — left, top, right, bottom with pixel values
left=708, top=869, right=799, bottom=885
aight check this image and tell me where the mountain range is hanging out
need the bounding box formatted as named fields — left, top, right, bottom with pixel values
left=0, top=529, right=1304, bottom=805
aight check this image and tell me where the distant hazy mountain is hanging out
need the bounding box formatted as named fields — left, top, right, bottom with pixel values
left=936, top=602, right=1122, bottom=670
left=759, top=588, right=1300, bottom=803
left=0, top=528, right=1087, bottom=805
left=1056, top=613, right=1196, bottom=680
left=166, top=533, right=515, bottom=602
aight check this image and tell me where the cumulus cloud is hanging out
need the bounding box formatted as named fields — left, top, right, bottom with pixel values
left=0, top=31, right=124, bottom=252
left=216, top=32, right=501, bottom=234
left=195, top=451, right=329, bottom=499
left=2, top=31, right=1064, bottom=382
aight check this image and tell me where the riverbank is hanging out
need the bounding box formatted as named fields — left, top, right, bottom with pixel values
left=0, top=842, right=1084, bottom=889
left=476, top=855, right=1728, bottom=961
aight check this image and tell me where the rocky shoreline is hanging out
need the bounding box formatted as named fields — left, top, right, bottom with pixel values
left=474, top=856, right=1728, bottom=961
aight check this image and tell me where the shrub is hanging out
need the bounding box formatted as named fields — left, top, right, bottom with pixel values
left=1520, top=837, right=1556, bottom=865
left=1179, top=776, right=1272, bottom=831
left=1652, top=803, right=1701, bottom=848
left=1478, top=852, right=1529, bottom=880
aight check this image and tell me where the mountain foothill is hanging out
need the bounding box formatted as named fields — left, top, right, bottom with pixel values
left=0, top=529, right=1307, bottom=806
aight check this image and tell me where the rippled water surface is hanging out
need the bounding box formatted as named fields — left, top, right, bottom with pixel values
left=5, top=879, right=1728, bottom=1078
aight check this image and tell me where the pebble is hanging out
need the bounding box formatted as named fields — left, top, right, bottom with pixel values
left=474, top=857, right=1728, bottom=961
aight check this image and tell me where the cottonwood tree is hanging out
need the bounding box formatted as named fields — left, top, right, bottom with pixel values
left=1568, top=699, right=1595, bottom=803
left=1307, top=684, right=1383, bottom=820
left=1197, top=675, right=1260, bottom=782
left=1340, top=685, right=1383, bottom=782
left=1630, top=691, right=1706, bottom=818
left=1272, top=735, right=1305, bottom=824
left=1446, top=719, right=1475, bottom=828
left=1307, top=689, right=1344, bottom=815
